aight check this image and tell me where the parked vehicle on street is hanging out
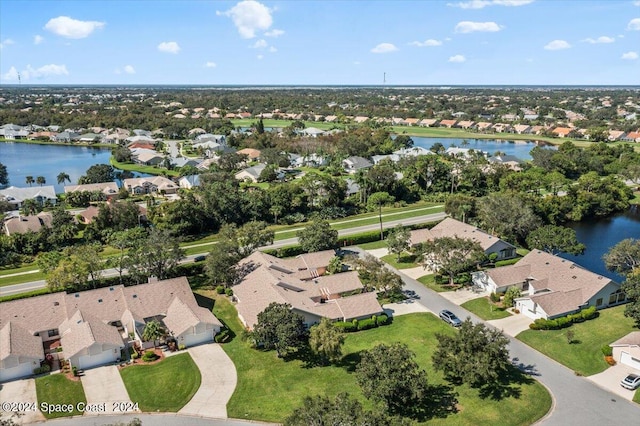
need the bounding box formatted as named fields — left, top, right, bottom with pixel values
left=439, top=310, right=462, bottom=327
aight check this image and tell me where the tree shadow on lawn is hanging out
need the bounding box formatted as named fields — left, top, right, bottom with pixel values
left=410, top=383, right=459, bottom=422
left=475, top=364, right=534, bottom=401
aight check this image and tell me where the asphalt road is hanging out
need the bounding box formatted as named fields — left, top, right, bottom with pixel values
left=39, top=413, right=275, bottom=426
left=369, top=248, right=640, bottom=426
left=0, top=212, right=447, bottom=297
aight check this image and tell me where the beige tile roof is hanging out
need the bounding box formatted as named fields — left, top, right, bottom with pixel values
left=0, top=322, right=44, bottom=361
left=334, top=292, right=383, bottom=320
left=124, top=176, right=177, bottom=192
left=4, top=213, right=53, bottom=235
left=234, top=251, right=380, bottom=329
left=610, top=331, right=640, bottom=347
left=410, top=217, right=514, bottom=253
left=65, top=182, right=118, bottom=195
left=61, top=310, right=124, bottom=359
left=0, top=292, right=67, bottom=333
left=486, top=264, right=532, bottom=287
left=163, top=298, right=221, bottom=337
left=529, top=288, right=585, bottom=317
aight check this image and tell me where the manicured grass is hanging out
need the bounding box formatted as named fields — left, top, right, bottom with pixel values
left=120, top=353, right=201, bottom=412
left=35, top=374, right=87, bottom=419
left=381, top=253, right=420, bottom=269
left=461, top=297, right=512, bottom=320
left=110, top=157, right=180, bottom=177
left=0, top=288, right=53, bottom=303
left=0, top=271, right=46, bottom=287
left=0, top=264, right=40, bottom=274
left=517, top=305, right=636, bottom=376
left=634, top=389, right=640, bottom=404
left=418, top=274, right=461, bottom=292
left=207, top=292, right=550, bottom=425
left=357, top=240, right=388, bottom=250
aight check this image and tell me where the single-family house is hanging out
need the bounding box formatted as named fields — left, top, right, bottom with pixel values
left=233, top=251, right=383, bottom=329
left=609, top=332, right=640, bottom=371
left=0, top=277, right=222, bottom=381
left=492, top=123, right=513, bottom=133
left=0, top=186, right=57, bottom=209
left=622, top=131, right=640, bottom=143
left=76, top=206, right=100, bottom=225
left=124, top=176, right=178, bottom=195
left=456, top=121, right=476, bottom=130
left=300, top=127, right=326, bottom=137
left=179, top=175, right=201, bottom=189
left=439, top=119, right=457, bottom=128
left=513, top=124, right=532, bottom=134
left=608, top=130, right=626, bottom=141
left=3, top=212, right=53, bottom=236
left=77, top=133, right=103, bottom=143
left=131, top=148, right=164, bottom=166
left=471, top=250, right=624, bottom=320
left=343, top=156, right=373, bottom=174
left=410, top=217, right=517, bottom=261
left=325, top=115, right=338, bottom=123
left=65, top=182, right=119, bottom=197
left=552, top=127, right=573, bottom=138
left=172, top=157, right=201, bottom=169
left=419, top=118, right=439, bottom=127
left=405, top=118, right=419, bottom=126
left=488, top=154, right=522, bottom=170
left=237, top=148, right=262, bottom=161
left=353, top=116, right=369, bottom=124
left=52, top=131, right=80, bottom=143
left=394, top=146, right=434, bottom=158
left=235, top=164, right=267, bottom=183
left=476, top=122, right=494, bottom=132
left=126, top=135, right=156, bottom=145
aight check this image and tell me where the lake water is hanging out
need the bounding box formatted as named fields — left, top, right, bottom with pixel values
left=0, top=142, right=114, bottom=193
left=559, top=206, right=640, bottom=283
left=411, top=137, right=552, bottom=160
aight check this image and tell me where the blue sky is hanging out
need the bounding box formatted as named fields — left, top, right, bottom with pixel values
left=0, top=0, right=639, bottom=85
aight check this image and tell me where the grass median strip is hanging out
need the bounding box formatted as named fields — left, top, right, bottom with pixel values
left=461, top=297, right=511, bottom=321
left=36, top=374, right=87, bottom=419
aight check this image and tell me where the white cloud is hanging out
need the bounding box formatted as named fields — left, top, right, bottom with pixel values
left=622, top=51, right=639, bottom=60
left=0, top=38, right=15, bottom=49
left=628, top=18, right=640, bottom=30
left=268, top=46, right=277, bottom=53
left=114, top=68, right=121, bottom=75
left=251, top=39, right=268, bottom=48
left=455, top=21, right=502, bottom=33
left=44, top=16, right=105, bottom=39
left=544, top=39, right=571, bottom=50
left=257, top=54, right=264, bottom=60
left=157, top=41, right=180, bottom=54
left=448, top=0, right=533, bottom=9
left=124, top=65, right=135, bottom=74
left=2, top=63, right=69, bottom=81
left=448, top=54, right=466, bottom=63
left=34, top=35, right=44, bottom=45
left=217, top=1, right=273, bottom=39
left=582, top=36, right=615, bottom=44
left=410, top=39, right=442, bottom=47
left=265, top=29, right=284, bottom=37
left=204, top=61, right=217, bottom=68
left=371, top=43, right=398, bottom=53
left=634, top=1, right=640, bottom=6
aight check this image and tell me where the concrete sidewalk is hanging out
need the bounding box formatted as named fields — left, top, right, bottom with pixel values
left=179, top=344, right=237, bottom=418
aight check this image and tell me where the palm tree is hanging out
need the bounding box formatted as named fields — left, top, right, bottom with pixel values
left=36, top=176, right=46, bottom=186
left=21, top=199, right=38, bottom=216
left=25, top=176, right=34, bottom=186
left=57, top=172, right=71, bottom=186
left=142, top=320, right=165, bottom=348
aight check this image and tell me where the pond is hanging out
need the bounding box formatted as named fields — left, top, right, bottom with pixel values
left=559, top=206, right=640, bottom=283
left=410, top=137, right=554, bottom=160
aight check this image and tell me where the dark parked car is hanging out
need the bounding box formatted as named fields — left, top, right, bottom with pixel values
left=620, top=373, right=640, bottom=390
left=194, top=255, right=207, bottom=262
left=439, top=310, right=462, bottom=327
left=403, top=289, right=419, bottom=299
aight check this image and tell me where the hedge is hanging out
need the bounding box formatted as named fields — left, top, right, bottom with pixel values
left=528, top=306, right=598, bottom=330
left=333, top=314, right=390, bottom=333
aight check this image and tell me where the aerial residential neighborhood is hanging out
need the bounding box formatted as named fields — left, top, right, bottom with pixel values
left=2, top=1, right=640, bottom=426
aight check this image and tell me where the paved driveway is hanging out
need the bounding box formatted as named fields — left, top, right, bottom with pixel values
left=179, top=344, right=237, bottom=418
left=0, top=378, right=45, bottom=424
left=383, top=299, right=431, bottom=317
left=487, top=312, right=533, bottom=337
left=587, top=363, right=640, bottom=401
left=439, top=289, right=489, bottom=306
left=81, top=365, right=136, bottom=415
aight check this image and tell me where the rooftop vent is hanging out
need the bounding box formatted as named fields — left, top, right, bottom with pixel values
left=545, top=262, right=549, bottom=265
left=98, top=299, right=103, bottom=303
left=109, top=287, right=114, bottom=291
left=132, top=294, right=138, bottom=298
left=570, top=265, right=575, bottom=269
left=53, top=302, right=59, bottom=306
left=572, top=276, right=577, bottom=279
left=74, top=293, right=79, bottom=298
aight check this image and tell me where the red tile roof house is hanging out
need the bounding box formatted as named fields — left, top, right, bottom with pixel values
left=233, top=251, right=383, bottom=329
left=552, top=127, right=573, bottom=138
left=410, top=217, right=517, bottom=261
left=0, top=277, right=221, bottom=382
left=439, top=119, right=458, bottom=128
left=472, top=250, right=624, bottom=321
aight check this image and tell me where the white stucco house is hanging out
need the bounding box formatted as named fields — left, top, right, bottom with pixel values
left=609, top=332, right=640, bottom=371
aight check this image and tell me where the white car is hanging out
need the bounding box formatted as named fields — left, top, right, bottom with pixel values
left=620, top=373, right=640, bottom=390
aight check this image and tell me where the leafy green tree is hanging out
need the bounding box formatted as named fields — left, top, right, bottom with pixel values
left=284, top=393, right=408, bottom=426
left=35, top=251, right=64, bottom=275
left=78, top=164, right=115, bottom=184
left=20, top=199, right=38, bottom=216
left=587, top=127, right=609, bottom=142
left=477, top=193, right=541, bottom=243
left=127, top=229, right=184, bottom=281
left=297, top=220, right=338, bottom=253
left=36, top=176, right=46, bottom=186
left=0, top=162, right=8, bottom=186
left=309, top=318, right=345, bottom=365
left=433, top=319, right=510, bottom=387
left=416, top=237, right=485, bottom=285
left=258, top=165, right=278, bottom=183
left=386, top=225, right=410, bottom=261
left=142, top=320, right=165, bottom=347
left=25, top=175, right=34, bottom=186
left=205, top=240, right=240, bottom=287
left=526, top=225, right=586, bottom=255
left=445, top=194, right=476, bottom=223
left=356, top=343, right=429, bottom=416
left=56, top=172, right=71, bottom=186
left=354, top=254, right=405, bottom=296
left=107, top=228, right=146, bottom=284
left=620, top=274, right=640, bottom=328
left=252, top=303, right=308, bottom=358
left=502, top=286, right=521, bottom=308
left=603, top=238, right=640, bottom=275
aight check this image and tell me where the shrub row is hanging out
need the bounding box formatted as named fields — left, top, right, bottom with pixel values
left=528, top=306, right=598, bottom=330
left=33, top=364, right=51, bottom=375
left=215, top=329, right=231, bottom=343
left=333, top=314, right=390, bottom=332
left=601, top=345, right=613, bottom=357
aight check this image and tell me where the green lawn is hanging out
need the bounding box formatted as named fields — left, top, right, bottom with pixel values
left=36, top=374, right=87, bottom=419
left=110, top=157, right=180, bottom=177
left=634, top=389, right=640, bottom=404
left=461, top=297, right=512, bottom=320
left=207, top=292, right=550, bottom=425
left=120, top=353, right=201, bottom=412
left=517, top=305, right=637, bottom=376
left=381, top=253, right=420, bottom=269
left=418, top=274, right=462, bottom=292
left=0, top=271, right=46, bottom=287
left=357, top=240, right=389, bottom=250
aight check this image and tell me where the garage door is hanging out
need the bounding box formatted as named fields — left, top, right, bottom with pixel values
left=0, top=362, right=35, bottom=382
left=621, top=352, right=640, bottom=371
left=182, top=331, right=212, bottom=348
left=78, top=350, right=116, bottom=370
